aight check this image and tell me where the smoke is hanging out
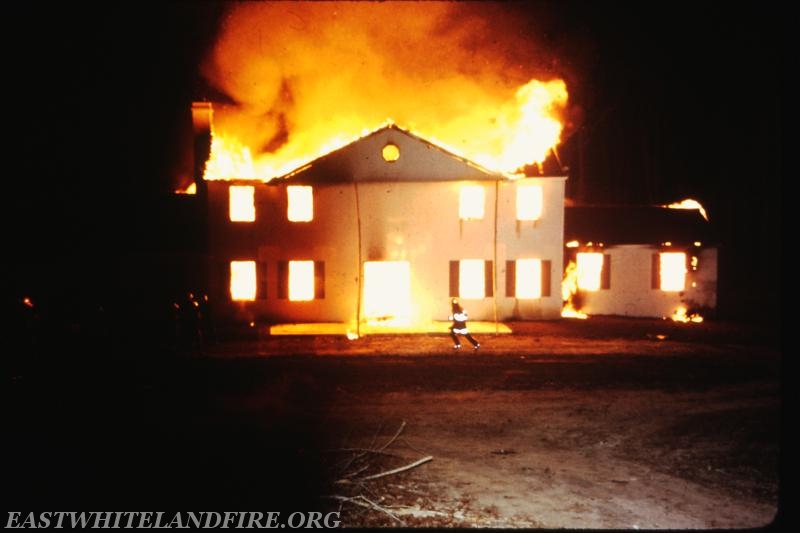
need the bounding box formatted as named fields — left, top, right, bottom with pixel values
left=201, top=1, right=566, bottom=173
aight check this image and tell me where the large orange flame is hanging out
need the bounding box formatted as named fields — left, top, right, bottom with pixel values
left=200, top=2, right=569, bottom=182
left=670, top=306, right=704, bottom=323
left=561, top=260, right=588, bottom=319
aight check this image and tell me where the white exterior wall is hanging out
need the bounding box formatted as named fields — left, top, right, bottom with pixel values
left=496, top=177, right=565, bottom=320
left=576, top=244, right=718, bottom=318
left=358, top=181, right=494, bottom=322
left=206, top=175, right=567, bottom=325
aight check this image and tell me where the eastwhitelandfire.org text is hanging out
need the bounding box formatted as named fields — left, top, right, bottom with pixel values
left=6, top=512, right=341, bottom=528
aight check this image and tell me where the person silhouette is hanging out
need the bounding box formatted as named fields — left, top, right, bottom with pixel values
left=449, top=298, right=480, bottom=350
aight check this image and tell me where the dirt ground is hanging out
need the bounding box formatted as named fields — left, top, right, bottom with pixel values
left=6, top=317, right=782, bottom=529
left=321, top=386, right=778, bottom=529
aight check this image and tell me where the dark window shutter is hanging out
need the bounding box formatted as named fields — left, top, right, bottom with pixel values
left=449, top=261, right=460, bottom=297
left=222, top=261, right=231, bottom=301
left=601, top=254, right=611, bottom=290
left=257, top=261, right=268, bottom=300
left=314, top=261, right=325, bottom=299
left=541, top=260, right=552, bottom=297
left=651, top=253, right=660, bottom=290
left=277, top=261, right=288, bottom=299
left=484, top=260, right=494, bottom=297
left=506, top=260, right=516, bottom=297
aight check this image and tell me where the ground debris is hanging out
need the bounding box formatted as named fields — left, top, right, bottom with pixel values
left=322, top=421, right=440, bottom=527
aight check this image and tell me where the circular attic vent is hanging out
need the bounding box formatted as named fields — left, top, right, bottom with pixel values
left=382, top=143, right=400, bottom=162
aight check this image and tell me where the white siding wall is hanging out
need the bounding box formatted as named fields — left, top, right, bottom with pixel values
left=206, top=175, right=567, bottom=324
left=577, top=244, right=718, bottom=318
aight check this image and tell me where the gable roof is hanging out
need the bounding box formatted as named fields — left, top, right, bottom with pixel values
left=274, top=124, right=506, bottom=184
left=565, top=205, right=717, bottom=246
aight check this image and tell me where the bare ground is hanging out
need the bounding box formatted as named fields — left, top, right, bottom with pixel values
left=6, top=317, right=782, bottom=529
left=322, top=385, right=778, bottom=529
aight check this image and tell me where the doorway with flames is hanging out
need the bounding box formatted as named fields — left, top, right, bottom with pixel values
left=361, top=261, right=414, bottom=327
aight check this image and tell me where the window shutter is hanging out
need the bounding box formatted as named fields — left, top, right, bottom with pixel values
left=449, top=261, right=460, bottom=297
left=484, top=260, right=494, bottom=297
left=277, top=261, right=288, bottom=299
left=258, top=261, right=268, bottom=300
left=601, top=254, right=611, bottom=290
left=314, top=261, right=325, bottom=299
left=505, top=260, right=516, bottom=297
left=221, top=261, right=230, bottom=301
left=541, top=260, right=552, bottom=297
left=651, top=253, right=660, bottom=289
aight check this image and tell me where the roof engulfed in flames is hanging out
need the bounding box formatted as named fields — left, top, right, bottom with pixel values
left=199, top=2, right=569, bottom=182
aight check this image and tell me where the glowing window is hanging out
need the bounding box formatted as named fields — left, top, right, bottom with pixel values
left=660, top=252, right=687, bottom=292
left=576, top=253, right=604, bottom=291
left=515, top=259, right=542, bottom=298
left=287, top=186, right=313, bottom=222
left=289, top=260, right=315, bottom=301
left=459, top=259, right=485, bottom=299
left=229, top=185, right=255, bottom=222
left=382, top=143, right=400, bottom=162
left=459, top=185, right=485, bottom=220
left=516, top=184, right=543, bottom=221
left=230, top=261, right=256, bottom=301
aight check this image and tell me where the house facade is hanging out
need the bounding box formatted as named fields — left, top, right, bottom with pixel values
left=198, top=121, right=567, bottom=330
left=563, top=205, right=718, bottom=319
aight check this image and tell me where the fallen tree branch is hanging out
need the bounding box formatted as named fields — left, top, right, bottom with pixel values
left=357, top=455, right=434, bottom=481
left=337, top=422, right=397, bottom=474
left=325, top=494, right=406, bottom=525
left=378, top=420, right=406, bottom=451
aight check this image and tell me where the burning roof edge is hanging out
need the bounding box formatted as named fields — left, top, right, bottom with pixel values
left=272, top=123, right=564, bottom=184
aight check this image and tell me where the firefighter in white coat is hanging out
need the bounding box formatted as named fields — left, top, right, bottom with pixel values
left=449, top=298, right=480, bottom=350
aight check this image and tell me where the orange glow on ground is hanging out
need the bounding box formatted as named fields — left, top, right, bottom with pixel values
left=230, top=261, right=256, bottom=301
left=269, top=321, right=512, bottom=336
left=660, top=253, right=687, bottom=292
left=576, top=252, right=603, bottom=291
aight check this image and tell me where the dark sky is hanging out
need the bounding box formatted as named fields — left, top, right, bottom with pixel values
left=4, top=2, right=782, bottom=318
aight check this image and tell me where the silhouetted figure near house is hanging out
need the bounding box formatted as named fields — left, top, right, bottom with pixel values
left=175, top=291, right=203, bottom=354
left=197, top=292, right=217, bottom=346
left=449, top=298, right=480, bottom=350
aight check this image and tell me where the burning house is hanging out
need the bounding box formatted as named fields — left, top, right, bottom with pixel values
left=191, top=104, right=567, bottom=332
left=172, top=2, right=719, bottom=332
left=562, top=202, right=717, bottom=321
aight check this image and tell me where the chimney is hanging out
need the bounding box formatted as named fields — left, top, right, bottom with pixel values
left=191, top=101, right=213, bottom=195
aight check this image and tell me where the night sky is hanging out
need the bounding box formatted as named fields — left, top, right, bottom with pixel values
left=4, top=2, right=782, bottom=320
